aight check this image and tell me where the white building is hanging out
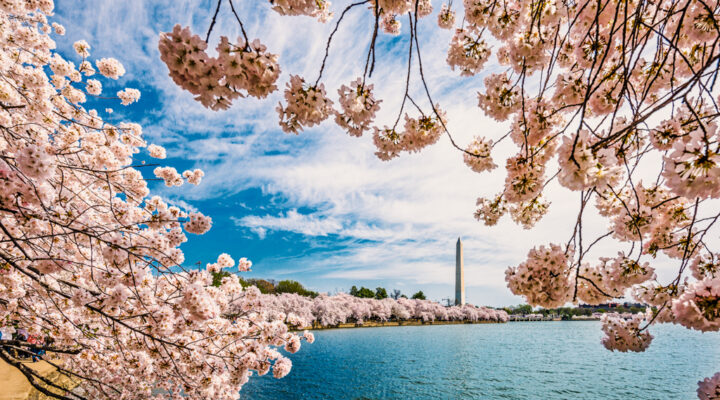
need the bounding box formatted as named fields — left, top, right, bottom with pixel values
left=455, top=237, right=465, bottom=306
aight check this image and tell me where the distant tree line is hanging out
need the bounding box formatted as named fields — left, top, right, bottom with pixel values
left=211, top=271, right=319, bottom=298
left=503, top=303, right=649, bottom=318
left=349, top=286, right=426, bottom=301
left=211, top=272, right=430, bottom=301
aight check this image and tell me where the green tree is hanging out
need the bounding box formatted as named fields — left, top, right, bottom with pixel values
left=211, top=270, right=232, bottom=287
left=375, top=287, right=388, bottom=299
left=411, top=291, right=426, bottom=300
left=511, top=304, right=533, bottom=314
left=247, top=279, right=275, bottom=294
left=349, top=285, right=359, bottom=297
left=275, top=279, right=319, bottom=298
left=356, top=286, right=375, bottom=298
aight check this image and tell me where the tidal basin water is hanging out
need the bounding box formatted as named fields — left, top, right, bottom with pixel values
left=241, top=321, right=720, bottom=399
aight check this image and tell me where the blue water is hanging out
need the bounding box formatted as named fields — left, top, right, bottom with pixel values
left=241, top=322, right=720, bottom=399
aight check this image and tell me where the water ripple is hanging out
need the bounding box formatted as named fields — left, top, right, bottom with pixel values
left=242, top=322, right=720, bottom=400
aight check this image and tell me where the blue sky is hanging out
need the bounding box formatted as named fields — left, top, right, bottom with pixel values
left=51, top=0, right=648, bottom=307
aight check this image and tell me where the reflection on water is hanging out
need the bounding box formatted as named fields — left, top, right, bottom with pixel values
left=242, top=322, right=720, bottom=399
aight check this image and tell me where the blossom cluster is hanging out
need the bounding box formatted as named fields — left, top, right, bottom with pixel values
left=0, top=4, right=305, bottom=399
left=159, top=25, right=280, bottom=110
left=269, top=0, right=333, bottom=22
left=578, top=254, right=656, bottom=304
left=698, top=372, right=720, bottom=400
left=158, top=1, right=720, bottom=396
left=238, top=292, right=509, bottom=328
left=437, top=4, right=455, bottom=29
left=277, top=75, right=334, bottom=134
left=672, top=278, right=720, bottom=332
left=600, top=312, right=654, bottom=353
left=505, top=244, right=575, bottom=308
left=463, top=136, right=495, bottom=173
left=446, top=28, right=490, bottom=77
left=335, top=78, right=381, bottom=137
left=373, top=107, right=447, bottom=160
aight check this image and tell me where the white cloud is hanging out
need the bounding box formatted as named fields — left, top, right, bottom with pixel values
left=233, top=210, right=343, bottom=237
left=162, top=197, right=199, bottom=213
left=56, top=1, right=698, bottom=307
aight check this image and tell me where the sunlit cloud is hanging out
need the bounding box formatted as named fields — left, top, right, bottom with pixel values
left=54, top=0, right=667, bottom=307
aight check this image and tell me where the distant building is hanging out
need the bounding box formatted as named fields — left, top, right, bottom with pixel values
left=455, top=237, right=465, bottom=306
left=579, top=302, right=629, bottom=309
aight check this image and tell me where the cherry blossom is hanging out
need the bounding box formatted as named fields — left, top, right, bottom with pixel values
left=73, top=40, right=90, bottom=57
left=0, top=2, right=309, bottom=398
left=474, top=194, right=506, bottom=226
left=600, top=312, right=654, bottom=353
left=437, top=4, right=455, bottom=29
left=381, top=13, right=402, bottom=35
left=698, top=372, right=720, bottom=400
left=96, top=57, right=125, bottom=79
left=672, top=278, right=720, bottom=332
left=373, top=108, right=447, bottom=160
left=159, top=25, right=280, bottom=110
left=246, top=292, right=509, bottom=328
left=277, top=75, right=333, bottom=134
left=335, top=78, right=381, bottom=137
left=183, top=168, right=205, bottom=185
left=506, top=244, right=574, bottom=308
left=148, top=144, right=167, bottom=159
left=160, top=1, right=720, bottom=396
left=446, top=28, right=490, bottom=77
left=117, top=88, right=141, bottom=105
left=477, top=73, right=519, bottom=122
left=269, top=0, right=333, bottom=22
left=463, top=136, right=496, bottom=173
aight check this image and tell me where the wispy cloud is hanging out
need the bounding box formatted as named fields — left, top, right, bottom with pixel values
left=161, top=197, right=199, bottom=213
left=54, top=0, right=671, bottom=307
left=232, top=210, right=343, bottom=238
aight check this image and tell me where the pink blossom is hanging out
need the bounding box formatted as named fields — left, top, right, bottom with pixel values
left=117, top=88, right=140, bottom=105
left=446, top=28, right=490, bottom=77
left=183, top=169, right=204, bottom=185
left=73, top=40, right=90, bottom=57
left=463, top=136, right=496, bottom=173
left=698, top=372, right=720, bottom=400
left=269, top=0, right=333, bottom=22
left=272, top=357, right=292, bottom=378
left=154, top=166, right=183, bottom=187
left=277, top=75, right=333, bottom=134
left=506, top=244, right=575, bottom=308
left=437, top=4, right=455, bottom=29
left=95, top=57, right=125, bottom=79
left=185, top=212, right=213, bottom=234
left=673, top=278, right=720, bottom=332
left=147, top=144, right=167, bottom=159
left=601, top=313, right=653, bottom=352
left=335, top=78, right=381, bottom=137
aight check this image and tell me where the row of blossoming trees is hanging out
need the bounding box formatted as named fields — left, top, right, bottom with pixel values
left=0, top=1, right=316, bottom=399
left=160, top=0, right=720, bottom=398
left=242, top=291, right=508, bottom=328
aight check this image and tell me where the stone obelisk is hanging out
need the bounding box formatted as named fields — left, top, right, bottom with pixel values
left=455, top=237, right=465, bottom=306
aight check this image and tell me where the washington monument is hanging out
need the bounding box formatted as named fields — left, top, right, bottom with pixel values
left=455, top=237, right=465, bottom=306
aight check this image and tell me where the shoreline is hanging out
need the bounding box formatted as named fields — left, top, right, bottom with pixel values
left=293, top=318, right=603, bottom=331
left=295, top=319, right=504, bottom=331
